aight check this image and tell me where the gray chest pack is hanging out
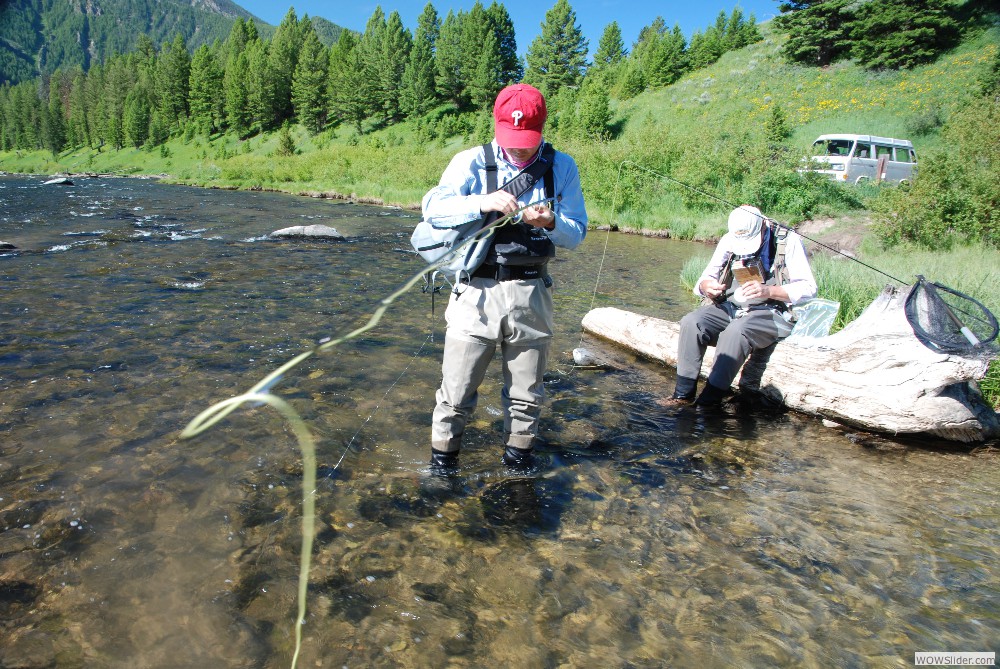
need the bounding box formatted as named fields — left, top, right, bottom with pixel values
left=410, top=143, right=555, bottom=277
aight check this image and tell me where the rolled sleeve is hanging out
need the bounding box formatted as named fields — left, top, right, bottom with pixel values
left=543, top=154, right=588, bottom=250
left=421, top=148, right=487, bottom=228
left=693, top=239, right=733, bottom=298
left=781, top=233, right=818, bottom=305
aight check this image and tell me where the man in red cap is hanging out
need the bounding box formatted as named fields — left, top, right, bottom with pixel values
left=421, top=83, right=588, bottom=471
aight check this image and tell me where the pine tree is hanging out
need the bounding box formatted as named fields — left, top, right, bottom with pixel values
left=687, top=17, right=724, bottom=70
left=68, top=68, right=88, bottom=148
left=851, top=0, right=960, bottom=70
left=0, top=91, right=8, bottom=152
left=722, top=8, right=762, bottom=51
left=614, top=59, right=646, bottom=100
left=43, top=74, right=67, bottom=157
left=576, top=79, right=612, bottom=139
left=224, top=18, right=252, bottom=64
left=133, top=35, right=159, bottom=133
left=485, top=2, right=521, bottom=86
left=739, top=14, right=762, bottom=50
left=189, top=45, right=224, bottom=135
left=84, top=63, right=106, bottom=148
left=246, top=39, right=276, bottom=133
left=292, top=25, right=329, bottom=133
left=547, top=85, right=578, bottom=141
left=123, top=87, right=151, bottom=148
left=156, top=33, right=191, bottom=132
left=647, top=24, right=687, bottom=87
left=765, top=104, right=791, bottom=144
left=269, top=9, right=304, bottom=125
left=775, top=0, right=854, bottom=67
left=435, top=11, right=466, bottom=106
left=134, top=35, right=157, bottom=65
left=458, top=2, right=492, bottom=104
left=356, top=8, right=388, bottom=119
left=104, top=55, right=132, bottom=150
left=224, top=50, right=252, bottom=137
left=377, top=11, right=412, bottom=122
left=148, top=109, right=169, bottom=147
left=593, top=22, right=626, bottom=69
left=627, top=16, right=665, bottom=93
left=524, top=0, right=588, bottom=98
left=276, top=122, right=296, bottom=156
left=328, top=30, right=369, bottom=134
left=400, top=8, right=438, bottom=118
left=416, top=2, right=440, bottom=49
left=467, top=30, right=503, bottom=112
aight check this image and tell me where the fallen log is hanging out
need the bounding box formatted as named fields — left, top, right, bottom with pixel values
left=581, top=287, right=1000, bottom=443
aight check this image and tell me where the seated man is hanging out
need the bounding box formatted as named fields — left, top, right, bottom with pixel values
left=666, top=205, right=817, bottom=407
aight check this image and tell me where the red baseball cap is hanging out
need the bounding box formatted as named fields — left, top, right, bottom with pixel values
left=493, top=84, right=546, bottom=149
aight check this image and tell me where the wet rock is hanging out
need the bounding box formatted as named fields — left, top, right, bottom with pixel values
left=0, top=629, right=56, bottom=668
left=0, top=241, right=17, bottom=250
left=0, top=461, right=17, bottom=484
left=42, top=176, right=73, bottom=186
left=270, top=224, right=345, bottom=240
left=0, top=580, right=40, bottom=617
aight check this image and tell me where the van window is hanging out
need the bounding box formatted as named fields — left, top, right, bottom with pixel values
left=855, top=143, right=872, bottom=159
left=815, top=139, right=853, bottom=156
left=875, top=145, right=893, bottom=159
left=894, top=148, right=912, bottom=163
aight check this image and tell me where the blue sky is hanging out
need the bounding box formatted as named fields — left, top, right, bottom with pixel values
left=237, top=1, right=782, bottom=57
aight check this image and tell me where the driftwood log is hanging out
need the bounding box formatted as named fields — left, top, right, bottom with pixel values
left=581, top=287, right=999, bottom=443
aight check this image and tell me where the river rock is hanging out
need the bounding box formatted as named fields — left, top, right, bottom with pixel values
left=270, top=224, right=345, bottom=240
left=42, top=176, right=74, bottom=185
left=0, top=240, right=16, bottom=250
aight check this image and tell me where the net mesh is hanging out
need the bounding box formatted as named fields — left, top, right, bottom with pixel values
left=905, top=276, right=999, bottom=354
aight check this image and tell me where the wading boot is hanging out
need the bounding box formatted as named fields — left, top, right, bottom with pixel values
left=502, top=445, right=534, bottom=471
left=429, top=448, right=459, bottom=473
left=694, top=382, right=728, bottom=408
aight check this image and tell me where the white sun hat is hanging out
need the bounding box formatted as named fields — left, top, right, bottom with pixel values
left=727, top=205, right=766, bottom=255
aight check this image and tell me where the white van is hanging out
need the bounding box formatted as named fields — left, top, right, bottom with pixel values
left=806, top=134, right=917, bottom=184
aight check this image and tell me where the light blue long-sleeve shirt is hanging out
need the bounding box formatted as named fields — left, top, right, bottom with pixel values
left=421, top=139, right=588, bottom=250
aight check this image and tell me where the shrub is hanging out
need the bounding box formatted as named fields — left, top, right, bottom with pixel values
left=904, top=106, right=945, bottom=137
left=872, top=94, right=1000, bottom=248
left=276, top=124, right=296, bottom=157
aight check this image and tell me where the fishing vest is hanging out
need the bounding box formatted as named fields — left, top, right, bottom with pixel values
left=712, top=224, right=794, bottom=312
left=719, top=224, right=791, bottom=289
left=482, top=142, right=556, bottom=267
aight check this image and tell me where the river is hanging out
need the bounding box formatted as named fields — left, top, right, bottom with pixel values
left=0, top=174, right=996, bottom=668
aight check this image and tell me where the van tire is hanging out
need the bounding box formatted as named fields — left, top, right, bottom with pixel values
left=854, top=176, right=869, bottom=185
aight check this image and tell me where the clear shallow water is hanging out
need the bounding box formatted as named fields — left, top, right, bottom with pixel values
left=0, top=174, right=997, bottom=668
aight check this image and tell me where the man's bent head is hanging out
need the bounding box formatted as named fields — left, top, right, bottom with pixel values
left=494, top=84, right=546, bottom=151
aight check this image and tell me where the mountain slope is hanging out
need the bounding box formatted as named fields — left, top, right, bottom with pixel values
left=0, top=0, right=346, bottom=85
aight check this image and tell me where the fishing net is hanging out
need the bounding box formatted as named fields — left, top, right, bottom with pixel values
left=905, top=276, right=999, bottom=354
